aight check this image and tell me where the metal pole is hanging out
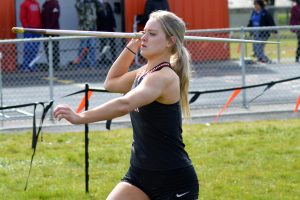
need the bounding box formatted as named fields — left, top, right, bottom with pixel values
left=0, top=52, right=3, bottom=126
left=84, top=83, right=89, bottom=193
left=11, top=27, right=279, bottom=44
left=240, top=27, right=247, bottom=108
left=48, top=37, right=54, bottom=120
left=277, top=31, right=281, bottom=64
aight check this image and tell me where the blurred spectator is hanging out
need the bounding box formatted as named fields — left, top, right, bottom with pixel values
left=138, top=0, right=169, bottom=26
left=135, top=0, right=170, bottom=65
left=265, top=0, right=275, bottom=18
left=247, top=0, right=276, bottom=64
left=290, top=0, right=300, bottom=63
left=20, top=0, right=42, bottom=72
left=96, top=0, right=117, bottom=62
left=42, top=0, right=60, bottom=69
left=74, top=0, right=98, bottom=68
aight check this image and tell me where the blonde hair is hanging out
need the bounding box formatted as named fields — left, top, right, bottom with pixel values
left=149, top=10, right=191, bottom=117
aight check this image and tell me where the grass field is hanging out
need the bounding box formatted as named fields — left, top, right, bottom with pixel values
left=230, top=31, right=297, bottom=60
left=0, top=119, right=299, bottom=199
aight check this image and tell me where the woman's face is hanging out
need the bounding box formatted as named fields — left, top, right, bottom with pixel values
left=140, top=18, right=172, bottom=59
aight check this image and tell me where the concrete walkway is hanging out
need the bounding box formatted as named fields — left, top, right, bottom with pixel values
left=1, top=102, right=299, bottom=133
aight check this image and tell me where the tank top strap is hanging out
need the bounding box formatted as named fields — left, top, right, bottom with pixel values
left=147, top=62, right=172, bottom=74
left=133, top=62, right=172, bottom=88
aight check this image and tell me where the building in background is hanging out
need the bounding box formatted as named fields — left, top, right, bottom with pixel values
left=1, top=0, right=230, bottom=65
left=8, top=0, right=229, bottom=37
left=228, top=0, right=292, bottom=8
left=0, top=0, right=16, bottom=72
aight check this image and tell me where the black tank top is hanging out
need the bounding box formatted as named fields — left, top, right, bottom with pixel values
left=130, top=62, right=192, bottom=170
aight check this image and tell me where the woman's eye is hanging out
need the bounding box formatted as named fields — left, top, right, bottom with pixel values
left=149, top=33, right=156, bottom=36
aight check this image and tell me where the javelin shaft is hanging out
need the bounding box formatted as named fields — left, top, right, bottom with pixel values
left=184, top=35, right=278, bottom=44
left=12, top=27, right=279, bottom=44
left=12, top=27, right=142, bottom=39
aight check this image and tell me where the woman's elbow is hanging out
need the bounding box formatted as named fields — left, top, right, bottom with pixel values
left=103, top=79, right=113, bottom=91
left=103, top=80, right=109, bottom=90
left=115, top=98, right=133, bottom=115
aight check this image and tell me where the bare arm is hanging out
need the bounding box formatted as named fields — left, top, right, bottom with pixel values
left=54, top=70, right=173, bottom=124
left=104, top=38, right=142, bottom=93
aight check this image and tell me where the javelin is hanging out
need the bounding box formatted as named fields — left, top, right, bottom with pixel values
left=12, top=27, right=279, bottom=44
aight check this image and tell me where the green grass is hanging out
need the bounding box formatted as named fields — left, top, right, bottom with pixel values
left=1, top=119, right=300, bottom=199
left=276, top=12, right=290, bottom=26
left=230, top=31, right=297, bottom=60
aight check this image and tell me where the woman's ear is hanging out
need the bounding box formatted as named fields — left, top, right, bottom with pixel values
left=167, top=36, right=176, bottom=48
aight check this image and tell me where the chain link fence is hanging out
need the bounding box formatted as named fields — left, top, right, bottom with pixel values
left=1, top=25, right=300, bottom=130
left=185, top=25, right=300, bottom=108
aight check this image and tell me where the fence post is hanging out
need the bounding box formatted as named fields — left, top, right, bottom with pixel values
left=240, top=27, right=247, bottom=108
left=84, top=83, right=90, bottom=193
left=277, top=30, right=281, bottom=63
left=48, top=37, right=54, bottom=120
left=0, top=52, right=3, bottom=125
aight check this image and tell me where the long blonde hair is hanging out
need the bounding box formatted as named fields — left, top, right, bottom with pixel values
left=149, top=10, right=191, bottom=117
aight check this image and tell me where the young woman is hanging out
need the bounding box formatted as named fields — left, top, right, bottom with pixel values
left=54, top=10, right=199, bottom=200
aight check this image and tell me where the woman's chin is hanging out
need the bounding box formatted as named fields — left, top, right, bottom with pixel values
left=140, top=51, right=149, bottom=59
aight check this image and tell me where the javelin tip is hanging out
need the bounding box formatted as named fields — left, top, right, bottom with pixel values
left=12, top=27, right=24, bottom=34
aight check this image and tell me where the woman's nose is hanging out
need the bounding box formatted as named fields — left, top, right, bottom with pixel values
left=141, top=33, right=147, bottom=41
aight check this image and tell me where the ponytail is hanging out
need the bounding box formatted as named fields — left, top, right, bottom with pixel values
left=171, top=46, right=191, bottom=118
left=150, top=10, right=191, bottom=118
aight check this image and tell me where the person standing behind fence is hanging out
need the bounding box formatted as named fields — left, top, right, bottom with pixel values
left=20, top=0, right=42, bottom=72
left=96, top=0, right=117, bottom=62
left=75, top=0, right=98, bottom=68
left=290, top=0, right=300, bottom=63
left=42, top=0, right=60, bottom=70
left=247, top=0, right=276, bottom=64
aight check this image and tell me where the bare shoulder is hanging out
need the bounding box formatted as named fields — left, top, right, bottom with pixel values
left=144, top=66, right=179, bottom=90
left=151, top=67, right=180, bottom=103
left=135, top=66, right=180, bottom=104
left=153, top=66, right=179, bottom=83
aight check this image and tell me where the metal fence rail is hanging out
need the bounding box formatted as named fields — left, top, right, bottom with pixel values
left=1, top=25, right=300, bottom=130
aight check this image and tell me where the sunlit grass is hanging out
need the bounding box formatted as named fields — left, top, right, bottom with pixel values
left=0, top=119, right=299, bottom=199
left=230, top=31, right=297, bottom=60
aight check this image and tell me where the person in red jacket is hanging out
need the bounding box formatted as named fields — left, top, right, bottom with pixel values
left=42, top=0, right=60, bottom=69
left=20, top=0, right=42, bottom=72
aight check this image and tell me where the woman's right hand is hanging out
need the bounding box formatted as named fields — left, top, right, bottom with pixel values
left=126, top=32, right=143, bottom=53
